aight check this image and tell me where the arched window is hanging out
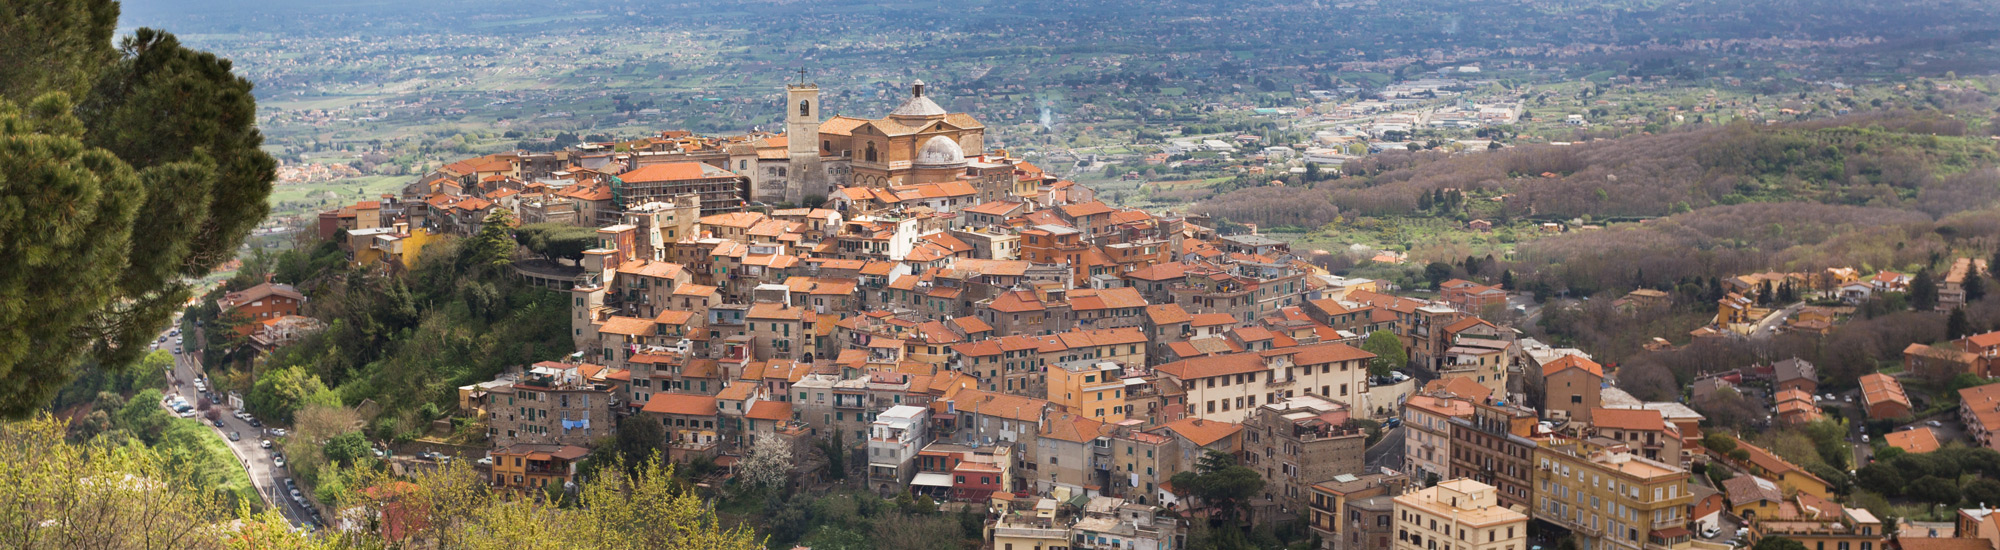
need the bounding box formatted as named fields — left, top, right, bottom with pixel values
left=778, top=168, right=787, bottom=177
left=864, top=142, right=878, bottom=162
left=798, top=100, right=811, bottom=117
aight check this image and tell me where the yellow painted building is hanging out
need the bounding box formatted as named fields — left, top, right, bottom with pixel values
left=1394, top=479, right=1529, bottom=550
left=353, top=224, right=439, bottom=270
left=490, top=444, right=587, bottom=490
left=1534, top=436, right=1696, bottom=550
left=1048, top=359, right=1130, bottom=422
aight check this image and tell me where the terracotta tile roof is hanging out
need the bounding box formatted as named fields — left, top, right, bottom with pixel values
left=1040, top=412, right=1107, bottom=443
left=1421, top=377, right=1490, bottom=401
left=1591, top=407, right=1667, bottom=432
left=641, top=392, right=717, bottom=416
left=1405, top=394, right=1474, bottom=418
left=218, top=282, right=307, bottom=310
left=673, top=284, right=718, bottom=297
left=786, top=276, right=859, bottom=296
left=747, top=303, right=804, bottom=320
left=963, top=201, right=1026, bottom=216
left=1964, top=330, right=2000, bottom=350
left=715, top=383, right=758, bottom=401
left=1858, top=373, right=1911, bottom=411
left=1156, top=341, right=1370, bottom=380
left=1884, top=427, right=1941, bottom=454
left=1156, top=417, right=1242, bottom=447
left=683, top=359, right=719, bottom=379
left=1442, top=317, right=1495, bottom=334
left=1123, top=262, right=1195, bottom=282
left=1734, top=440, right=1826, bottom=486
left=947, top=317, right=991, bottom=335
left=599, top=316, right=656, bottom=336
left=1542, top=355, right=1604, bottom=378
left=1070, top=287, right=1148, bottom=311
left=1230, top=326, right=1275, bottom=342
left=1308, top=298, right=1357, bottom=316
left=944, top=389, right=1048, bottom=422
left=986, top=290, right=1047, bottom=313
left=700, top=211, right=767, bottom=229
left=745, top=400, right=792, bottom=422
left=1722, top=475, right=1783, bottom=507
left=1059, top=201, right=1116, bottom=218
left=1146, top=304, right=1193, bottom=325
left=623, top=260, right=686, bottom=279
left=1053, top=327, right=1146, bottom=348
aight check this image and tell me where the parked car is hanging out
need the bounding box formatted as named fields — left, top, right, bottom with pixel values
left=261, top=439, right=273, bottom=449
left=227, top=432, right=240, bottom=442
left=273, top=454, right=286, bottom=468
left=211, top=419, right=225, bottom=428
left=1701, top=527, right=1721, bottom=539
left=248, top=418, right=262, bottom=428
left=1928, top=420, right=1943, bottom=427
left=1862, top=434, right=1870, bottom=443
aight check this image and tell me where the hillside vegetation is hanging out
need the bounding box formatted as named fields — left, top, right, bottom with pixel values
left=1201, top=111, right=2000, bottom=223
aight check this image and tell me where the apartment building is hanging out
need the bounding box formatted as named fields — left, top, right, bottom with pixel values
left=1155, top=341, right=1375, bottom=424
left=1310, top=470, right=1413, bottom=550
left=1393, top=479, right=1529, bottom=550
left=1244, top=394, right=1368, bottom=515
left=1448, top=397, right=1539, bottom=510
left=1404, top=392, right=1475, bottom=482
left=1533, top=437, right=1694, bottom=550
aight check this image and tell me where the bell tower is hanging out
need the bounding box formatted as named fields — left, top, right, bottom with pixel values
left=785, top=73, right=825, bottom=205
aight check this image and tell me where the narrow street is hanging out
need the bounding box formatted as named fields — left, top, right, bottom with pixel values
left=1365, top=425, right=1406, bottom=472
left=163, top=335, right=322, bottom=529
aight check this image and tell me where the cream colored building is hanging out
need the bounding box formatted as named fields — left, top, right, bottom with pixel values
left=1155, top=342, right=1375, bottom=424
left=1394, top=479, right=1529, bottom=550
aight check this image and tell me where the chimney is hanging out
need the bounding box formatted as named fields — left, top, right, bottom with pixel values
left=264, top=272, right=273, bottom=284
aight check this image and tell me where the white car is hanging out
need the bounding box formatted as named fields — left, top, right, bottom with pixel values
left=1928, top=420, right=1943, bottom=427
left=1861, top=434, right=1869, bottom=443
left=1701, top=527, right=1721, bottom=539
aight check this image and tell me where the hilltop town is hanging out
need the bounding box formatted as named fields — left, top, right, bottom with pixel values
left=208, top=77, right=1996, bottom=550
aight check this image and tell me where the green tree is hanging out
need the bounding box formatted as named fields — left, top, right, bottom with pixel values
left=1361, top=331, right=1408, bottom=376
left=1963, top=478, right=2000, bottom=508
left=465, top=208, right=517, bottom=274
left=1911, top=269, right=1938, bottom=310
left=322, top=431, right=371, bottom=468
left=515, top=222, right=600, bottom=264
left=0, top=6, right=275, bottom=417
left=1857, top=464, right=1904, bottom=496
left=1425, top=262, right=1455, bottom=289
left=1950, top=308, right=1973, bottom=340
left=1908, top=476, right=1960, bottom=506
left=1168, top=450, right=1265, bottom=523
left=1967, top=273, right=1987, bottom=303
left=248, top=366, right=332, bottom=422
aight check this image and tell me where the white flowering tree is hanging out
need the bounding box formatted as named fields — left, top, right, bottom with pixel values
left=738, top=435, right=794, bottom=492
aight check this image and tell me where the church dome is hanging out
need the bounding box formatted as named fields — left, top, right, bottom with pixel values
left=888, top=79, right=948, bottom=119
left=914, top=135, right=967, bottom=168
